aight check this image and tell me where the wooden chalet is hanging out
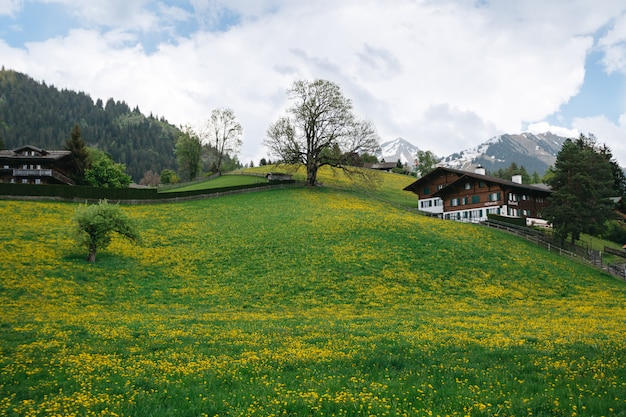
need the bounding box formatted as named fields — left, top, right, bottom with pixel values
left=403, top=166, right=552, bottom=223
left=0, top=145, right=76, bottom=185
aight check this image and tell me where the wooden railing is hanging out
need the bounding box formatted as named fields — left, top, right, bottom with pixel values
left=13, top=169, right=75, bottom=185
left=604, top=246, right=626, bottom=258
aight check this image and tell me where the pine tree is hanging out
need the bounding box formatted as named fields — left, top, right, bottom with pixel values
left=64, top=124, right=91, bottom=184
left=544, top=135, right=615, bottom=245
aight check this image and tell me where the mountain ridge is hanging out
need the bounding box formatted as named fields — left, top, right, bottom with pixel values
left=441, top=132, right=570, bottom=175
left=380, top=133, right=573, bottom=176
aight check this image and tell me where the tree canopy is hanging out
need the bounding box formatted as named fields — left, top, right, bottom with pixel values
left=544, top=134, right=616, bottom=245
left=415, top=150, right=439, bottom=177
left=73, top=200, right=140, bottom=263
left=0, top=68, right=178, bottom=182
left=265, top=79, right=380, bottom=187
left=175, top=127, right=203, bottom=181
left=84, top=148, right=132, bottom=188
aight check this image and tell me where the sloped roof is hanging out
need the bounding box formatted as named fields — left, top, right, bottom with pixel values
left=404, top=166, right=552, bottom=195
left=403, top=166, right=467, bottom=192
left=432, top=172, right=553, bottom=198
left=0, top=145, right=71, bottom=160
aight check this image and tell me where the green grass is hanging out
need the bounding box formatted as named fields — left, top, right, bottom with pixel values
left=1, top=185, right=626, bottom=416
left=240, top=164, right=418, bottom=207
left=160, top=174, right=268, bottom=193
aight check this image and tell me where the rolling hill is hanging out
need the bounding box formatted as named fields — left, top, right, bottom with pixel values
left=1, top=180, right=625, bottom=416
left=0, top=68, right=180, bottom=181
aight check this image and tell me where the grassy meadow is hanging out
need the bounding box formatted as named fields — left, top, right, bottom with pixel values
left=159, top=175, right=269, bottom=193
left=1, top=178, right=626, bottom=416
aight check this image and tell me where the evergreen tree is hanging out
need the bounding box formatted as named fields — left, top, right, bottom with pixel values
left=64, top=124, right=91, bottom=184
left=544, top=135, right=615, bottom=245
left=493, top=162, right=531, bottom=183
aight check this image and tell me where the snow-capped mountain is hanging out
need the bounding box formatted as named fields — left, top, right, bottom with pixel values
left=441, top=132, right=570, bottom=176
left=377, top=137, right=420, bottom=169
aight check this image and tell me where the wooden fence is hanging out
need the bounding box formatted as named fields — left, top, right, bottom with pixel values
left=479, top=219, right=626, bottom=280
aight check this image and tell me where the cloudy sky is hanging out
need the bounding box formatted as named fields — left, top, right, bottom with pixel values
left=1, top=0, right=625, bottom=165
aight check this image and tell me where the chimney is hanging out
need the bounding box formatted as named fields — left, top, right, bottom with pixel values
left=512, top=174, right=522, bottom=184
left=474, top=165, right=486, bottom=175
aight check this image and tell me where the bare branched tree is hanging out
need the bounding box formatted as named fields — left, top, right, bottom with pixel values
left=265, top=79, right=380, bottom=186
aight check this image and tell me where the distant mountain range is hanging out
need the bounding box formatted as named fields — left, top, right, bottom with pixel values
left=441, top=132, right=570, bottom=175
left=379, top=133, right=572, bottom=176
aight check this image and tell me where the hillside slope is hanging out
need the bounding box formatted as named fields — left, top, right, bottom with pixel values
left=0, top=68, right=179, bottom=181
left=1, top=189, right=625, bottom=416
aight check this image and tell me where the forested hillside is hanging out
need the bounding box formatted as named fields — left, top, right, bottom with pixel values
left=0, top=68, right=179, bottom=181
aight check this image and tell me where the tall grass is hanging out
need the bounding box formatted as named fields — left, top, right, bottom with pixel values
left=1, top=188, right=626, bottom=416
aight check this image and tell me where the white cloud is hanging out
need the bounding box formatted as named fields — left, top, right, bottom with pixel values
left=0, top=0, right=21, bottom=16
left=598, top=12, right=626, bottom=74
left=527, top=122, right=579, bottom=139
left=1, top=0, right=625, bottom=165
left=572, top=114, right=626, bottom=167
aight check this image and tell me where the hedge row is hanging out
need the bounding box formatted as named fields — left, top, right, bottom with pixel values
left=0, top=180, right=296, bottom=202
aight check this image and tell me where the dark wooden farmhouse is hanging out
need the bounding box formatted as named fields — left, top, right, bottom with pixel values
left=0, top=145, right=76, bottom=185
left=403, top=166, right=552, bottom=223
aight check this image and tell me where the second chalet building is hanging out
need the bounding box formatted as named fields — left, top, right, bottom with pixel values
left=403, top=166, right=552, bottom=223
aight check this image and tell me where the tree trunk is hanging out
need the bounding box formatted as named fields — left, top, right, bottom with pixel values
left=306, top=155, right=318, bottom=186
left=306, top=165, right=318, bottom=187
left=88, top=249, right=97, bottom=263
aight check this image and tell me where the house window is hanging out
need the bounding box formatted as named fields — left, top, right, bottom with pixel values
left=35, top=179, right=41, bottom=184
left=21, top=179, right=28, bottom=184
left=450, top=198, right=460, bottom=207
left=509, top=193, right=518, bottom=201
left=23, top=164, right=28, bottom=169
left=479, top=181, right=486, bottom=188
left=10, top=178, right=15, bottom=183
left=521, top=194, right=529, bottom=201
left=523, top=209, right=531, bottom=216
left=472, top=195, right=480, bottom=204
left=437, top=184, right=445, bottom=190
left=462, top=196, right=469, bottom=205
left=464, top=182, right=471, bottom=190
left=537, top=197, right=544, bottom=203
left=489, top=192, right=501, bottom=202
left=424, top=186, right=430, bottom=194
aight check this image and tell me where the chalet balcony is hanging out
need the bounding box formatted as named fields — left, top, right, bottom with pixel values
left=13, top=169, right=75, bottom=186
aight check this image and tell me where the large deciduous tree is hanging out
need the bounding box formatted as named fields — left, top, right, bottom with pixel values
left=73, top=200, right=140, bottom=263
left=175, top=126, right=202, bottom=181
left=265, top=79, right=380, bottom=187
left=203, top=108, right=243, bottom=174
left=544, top=134, right=615, bottom=246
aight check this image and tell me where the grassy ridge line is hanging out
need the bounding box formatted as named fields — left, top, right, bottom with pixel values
left=239, top=165, right=418, bottom=207
left=159, top=174, right=270, bottom=193
left=1, top=188, right=626, bottom=416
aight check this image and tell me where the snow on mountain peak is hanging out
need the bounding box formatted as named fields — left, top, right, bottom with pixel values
left=377, top=137, right=420, bottom=167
